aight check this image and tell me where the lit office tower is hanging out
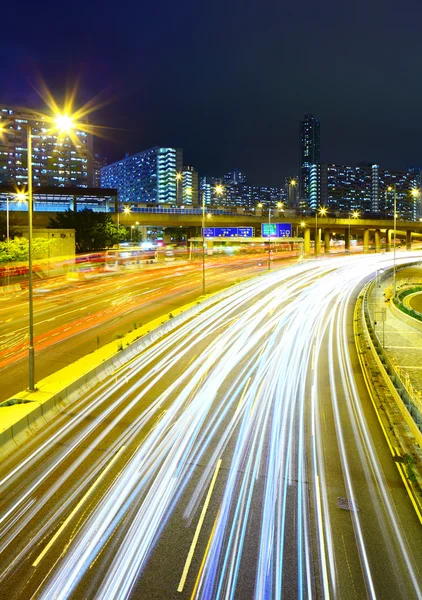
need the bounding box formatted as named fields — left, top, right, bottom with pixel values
left=299, top=114, right=320, bottom=205
left=182, top=166, right=199, bottom=205
left=0, top=106, right=93, bottom=187
left=100, top=146, right=183, bottom=205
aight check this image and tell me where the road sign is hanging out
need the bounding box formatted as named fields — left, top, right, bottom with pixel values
left=261, top=223, right=292, bottom=238
left=202, top=227, right=254, bottom=238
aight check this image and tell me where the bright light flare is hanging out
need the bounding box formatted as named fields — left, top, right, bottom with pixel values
left=55, top=114, right=74, bottom=134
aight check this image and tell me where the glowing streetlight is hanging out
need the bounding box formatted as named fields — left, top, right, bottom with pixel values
left=315, top=206, right=327, bottom=257
left=348, top=210, right=360, bottom=253
left=214, top=184, right=224, bottom=196
left=23, top=96, right=98, bottom=391
left=176, top=172, right=183, bottom=205
left=123, top=206, right=131, bottom=214
left=201, top=190, right=212, bottom=294
left=55, top=113, right=74, bottom=134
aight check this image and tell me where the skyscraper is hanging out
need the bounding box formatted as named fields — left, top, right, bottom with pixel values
left=299, top=114, right=320, bottom=206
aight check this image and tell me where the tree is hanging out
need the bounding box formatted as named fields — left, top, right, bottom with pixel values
left=0, top=238, right=56, bottom=263
left=48, top=209, right=125, bottom=253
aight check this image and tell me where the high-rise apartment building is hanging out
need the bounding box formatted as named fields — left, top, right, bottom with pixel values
left=182, top=166, right=199, bottom=205
left=93, top=153, right=107, bottom=187
left=200, top=177, right=212, bottom=207
left=312, top=162, right=420, bottom=220
left=0, top=106, right=93, bottom=187
left=299, top=114, right=320, bottom=205
left=100, top=147, right=183, bottom=205
left=223, top=169, right=247, bottom=185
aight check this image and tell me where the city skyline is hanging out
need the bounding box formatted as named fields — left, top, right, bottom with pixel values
left=2, top=0, right=422, bottom=186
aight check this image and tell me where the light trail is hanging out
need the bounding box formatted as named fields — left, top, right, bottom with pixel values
left=0, top=252, right=421, bottom=599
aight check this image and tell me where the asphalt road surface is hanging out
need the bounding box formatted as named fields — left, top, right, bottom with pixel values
left=0, top=252, right=298, bottom=402
left=0, top=252, right=421, bottom=599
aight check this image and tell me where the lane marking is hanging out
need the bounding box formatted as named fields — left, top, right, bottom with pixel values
left=315, top=474, right=331, bottom=599
left=177, top=459, right=222, bottom=593
left=32, top=446, right=126, bottom=567
left=189, top=508, right=220, bottom=600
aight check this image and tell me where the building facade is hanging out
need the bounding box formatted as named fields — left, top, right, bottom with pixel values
left=311, top=162, right=421, bottom=220
left=182, top=166, right=199, bottom=205
left=223, top=169, right=247, bottom=185
left=0, top=106, right=93, bottom=187
left=93, top=153, right=107, bottom=187
left=100, top=146, right=183, bottom=205
left=299, top=114, right=320, bottom=205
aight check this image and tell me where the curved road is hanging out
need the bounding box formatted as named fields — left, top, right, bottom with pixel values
left=0, top=253, right=421, bottom=599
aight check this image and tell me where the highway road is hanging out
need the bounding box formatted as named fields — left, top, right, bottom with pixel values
left=0, top=253, right=421, bottom=599
left=0, top=251, right=298, bottom=402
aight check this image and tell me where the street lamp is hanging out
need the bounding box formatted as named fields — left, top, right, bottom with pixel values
left=348, top=210, right=360, bottom=253
left=387, top=185, right=398, bottom=296
left=25, top=104, right=93, bottom=391
left=176, top=172, right=182, bottom=205
left=315, top=206, right=327, bottom=257
left=201, top=191, right=209, bottom=295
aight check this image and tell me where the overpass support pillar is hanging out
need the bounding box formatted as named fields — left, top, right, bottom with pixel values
left=344, top=228, right=350, bottom=252
left=407, top=230, right=412, bottom=250
left=386, top=229, right=391, bottom=252
left=324, top=228, right=330, bottom=253
left=315, top=228, right=321, bottom=256
left=304, top=227, right=311, bottom=254
left=139, top=225, right=148, bottom=242
left=363, top=228, right=370, bottom=253
left=375, top=229, right=381, bottom=253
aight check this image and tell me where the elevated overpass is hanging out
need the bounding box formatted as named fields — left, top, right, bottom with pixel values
left=7, top=209, right=422, bottom=253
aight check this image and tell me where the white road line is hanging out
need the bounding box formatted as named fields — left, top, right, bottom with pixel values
left=177, top=459, right=222, bottom=592
left=32, top=446, right=126, bottom=567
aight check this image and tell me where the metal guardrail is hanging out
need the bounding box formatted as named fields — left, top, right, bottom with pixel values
left=364, top=262, right=422, bottom=432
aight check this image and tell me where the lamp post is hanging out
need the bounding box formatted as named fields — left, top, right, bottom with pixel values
left=25, top=108, right=84, bottom=391
left=391, top=185, right=397, bottom=296
left=27, top=124, right=35, bottom=390
left=258, top=201, right=283, bottom=270
left=201, top=190, right=206, bottom=294
left=315, top=206, right=327, bottom=257
left=176, top=172, right=182, bottom=206
left=348, top=210, right=360, bottom=254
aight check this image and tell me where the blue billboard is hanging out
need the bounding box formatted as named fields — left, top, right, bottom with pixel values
left=261, top=223, right=292, bottom=238
left=202, top=227, right=254, bottom=238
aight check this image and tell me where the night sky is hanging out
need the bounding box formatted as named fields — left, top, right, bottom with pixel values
left=1, top=0, right=422, bottom=186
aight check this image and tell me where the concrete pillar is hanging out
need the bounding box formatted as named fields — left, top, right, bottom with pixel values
left=139, top=225, right=147, bottom=242
left=363, top=228, right=370, bottom=253
left=324, top=228, right=330, bottom=253
left=304, top=227, right=311, bottom=254
left=406, top=230, right=412, bottom=250
left=315, top=227, right=321, bottom=256
left=375, top=229, right=381, bottom=253
left=385, top=229, right=391, bottom=252
left=73, top=195, right=77, bottom=211
left=344, top=228, right=350, bottom=252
